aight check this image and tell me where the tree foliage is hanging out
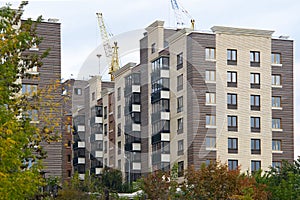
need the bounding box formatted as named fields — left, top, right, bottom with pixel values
left=0, top=2, right=52, bottom=199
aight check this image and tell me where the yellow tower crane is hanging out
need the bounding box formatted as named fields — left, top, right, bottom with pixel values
left=170, top=0, right=195, bottom=30
left=96, top=12, right=120, bottom=81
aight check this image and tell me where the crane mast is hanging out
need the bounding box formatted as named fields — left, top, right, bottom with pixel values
left=96, top=12, right=120, bottom=81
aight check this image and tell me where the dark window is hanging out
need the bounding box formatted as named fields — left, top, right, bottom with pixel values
left=67, top=170, right=71, bottom=177
left=251, top=117, right=260, bottom=132
left=151, top=43, right=156, bottom=53
left=272, top=53, right=281, bottom=64
left=178, top=140, right=184, bottom=155
left=228, top=160, right=238, bottom=170
left=227, top=49, right=237, bottom=65
left=117, top=105, right=121, bottom=119
left=228, top=138, right=238, bottom=154
left=227, top=93, right=237, bottom=109
left=177, top=118, right=183, bottom=134
left=74, top=88, right=82, bottom=95
left=104, top=106, right=107, bottom=119
left=104, top=141, right=107, bottom=153
left=117, top=87, right=121, bottom=101
left=250, top=73, right=260, bottom=89
left=251, top=160, right=261, bottom=173
left=251, top=139, right=261, bottom=154
left=178, top=161, right=184, bottom=177
left=177, top=53, right=183, bottom=70
left=228, top=115, right=238, bottom=131
left=132, top=93, right=141, bottom=104
left=104, top=124, right=107, bottom=136
left=250, top=95, right=260, bottom=111
left=177, top=74, right=183, bottom=91
left=67, top=154, right=71, bottom=162
left=250, top=51, right=260, bottom=67
left=177, top=96, right=183, bottom=113
left=227, top=71, right=237, bottom=87
left=117, top=123, right=121, bottom=137
left=118, top=142, right=121, bottom=155
left=92, top=92, right=95, bottom=101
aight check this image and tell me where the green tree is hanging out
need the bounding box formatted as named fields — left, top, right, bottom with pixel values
left=0, top=2, right=51, bottom=199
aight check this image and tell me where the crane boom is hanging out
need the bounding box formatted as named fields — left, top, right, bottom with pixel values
left=96, top=12, right=112, bottom=58
left=170, top=0, right=194, bottom=29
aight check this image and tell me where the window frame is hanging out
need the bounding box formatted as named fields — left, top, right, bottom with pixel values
left=227, top=71, right=237, bottom=87
left=227, top=93, right=237, bottom=109
left=205, top=47, right=216, bottom=60
left=177, top=52, right=183, bottom=70
left=250, top=95, right=260, bottom=111
left=272, top=140, right=282, bottom=151
left=250, top=73, right=260, bottom=89
left=272, top=74, right=281, bottom=86
left=251, top=160, right=261, bottom=173
left=272, top=96, right=281, bottom=108
left=228, top=138, right=238, bottom=154
left=177, top=74, right=183, bottom=91
left=228, top=160, right=238, bottom=170
left=250, top=51, right=260, bottom=67
left=251, top=117, right=261, bottom=132
left=177, top=139, right=184, bottom=156
left=205, top=137, right=216, bottom=150
left=177, top=96, right=183, bottom=113
left=272, top=118, right=281, bottom=129
left=227, top=49, right=237, bottom=65
left=227, top=115, right=238, bottom=131
left=206, top=115, right=216, bottom=127
left=177, top=118, right=183, bottom=134
left=205, top=70, right=216, bottom=82
left=251, top=139, right=261, bottom=154
left=206, top=92, right=216, bottom=105
left=272, top=53, right=281, bottom=65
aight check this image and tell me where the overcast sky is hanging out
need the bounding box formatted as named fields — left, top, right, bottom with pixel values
left=3, top=0, right=299, bottom=158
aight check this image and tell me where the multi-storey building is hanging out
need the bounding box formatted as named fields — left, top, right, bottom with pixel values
left=68, top=20, right=293, bottom=182
left=21, top=21, right=62, bottom=178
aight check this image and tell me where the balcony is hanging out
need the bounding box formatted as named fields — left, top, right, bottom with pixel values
left=73, top=157, right=85, bottom=165
left=151, top=69, right=169, bottom=82
left=125, top=85, right=140, bottom=96
left=132, top=162, right=141, bottom=170
left=95, top=151, right=103, bottom=158
left=78, top=141, right=85, bottom=148
left=152, top=111, right=170, bottom=123
left=152, top=153, right=170, bottom=164
left=125, top=123, right=141, bottom=133
left=132, top=104, right=140, bottom=112
left=151, top=91, right=170, bottom=103
left=95, top=116, right=103, bottom=124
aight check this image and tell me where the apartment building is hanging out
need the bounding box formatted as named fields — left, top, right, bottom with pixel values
left=68, top=20, right=293, bottom=181
left=21, top=21, right=62, bottom=178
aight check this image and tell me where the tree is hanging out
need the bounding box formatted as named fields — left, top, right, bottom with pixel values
left=0, top=2, right=52, bottom=199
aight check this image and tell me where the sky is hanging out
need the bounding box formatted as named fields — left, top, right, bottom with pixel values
left=3, top=0, right=300, bottom=158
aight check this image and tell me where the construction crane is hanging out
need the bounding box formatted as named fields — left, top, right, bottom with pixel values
left=96, top=12, right=120, bottom=81
left=170, top=0, right=195, bottom=30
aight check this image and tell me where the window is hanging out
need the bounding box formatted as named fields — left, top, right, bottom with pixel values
left=92, top=92, right=95, bottom=101
left=205, top=70, right=216, bottom=82
left=205, top=47, right=215, bottom=60
left=67, top=170, right=71, bottom=177
left=228, top=160, right=238, bottom=170
left=251, top=117, right=260, bottom=132
left=178, top=161, right=184, bottom=177
left=251, top=160, right=261, bottom=173
left=104, top=124, right=107, bottom=136
left=178, top=140, right=184, bottom=155
left=104, top=141, right=107, bottom=153
left=227, top=93, right=237, bottom=109
left=177, top=96, right=183, bottom=113
left=206, top=93, right=216, bottom=105
left=22, top=84, right=37, bottom=96
left=250, top=51, right=260, bottom=66
left=117, top=105, right=121, bottom=119
left=227, top=71, right=237, bottom=87
left=227, top=49, right=237, bottom=65
left=74, top=88, right=82, bottom=95
left=206, top=115, right=216, bottom=127
left=117, top=87, right=121, bottom=101
left=272, top=118, right=281, bottom=129
left=67, top=154, right=71, bottom=162
left=272, top=53, right=281, bottom=65
left=28, top=109, right=38, bottom=121
left=177, top=118, right=183, bottom=134
left=272, top=140, right=282, bottom=151
left=228, top=138, right=238, bottom=154
left=250, top=73, right=260, bottom=89
left=151, top=43, right=156, bottom=53
left=206, top=137, right=216, bottom=150
left=177, top=53, right=183, bottom=69
left=272, top=161, right=282, bottom=169
left=177, top=74, right=183, bottom=91
left=118, top=141, right=121, bottom=155
left=272, top=74, right=281, bottom=86
left=251, top=139, right=261, bottom=154
left=118, top=159, right=121, bottom=170
left=117, top=123, right=121, bottom=137
left=272, top=96, right=281, bottom=108
left=228, top=115, right=237, bottom=131
left=104, top=106, right=107, bottom=119
left=250, top=95, right=260, bottom=111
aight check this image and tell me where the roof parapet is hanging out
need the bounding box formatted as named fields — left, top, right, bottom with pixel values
left=211, top=26, right=274, bottom=37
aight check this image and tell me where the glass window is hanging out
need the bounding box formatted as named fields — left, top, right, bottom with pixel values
left=251, top=160, right=261, bottom=172
left=22, top=84, right=37, bottom=96
left=272, top=140, right=281, bottom=151
left=228, top=138, right=238, bottom=150
left=250, top=51, right=260, bottom=62
left=117, top=87, right=121, bottom=101
left=251, top=139, right=261, bottom=151
left=272, top=96, right=281, bottom=108
left=228, top=160, right=238, bottom=170
left=177, top=118, right=183, bottom=133
left=177, top=96, right=183, bottom=113
left=250, top=73, right=260, bottom=84
left=227, top=93, right=237, bottom=105
left=251, top=117, right=260, bottom=129
left=206, top=137, right=216, bottom=149
left=250, top=95, right=260, bottom=106
left=272, top=118, right=281, bottom=129
left=228, top=116, right=237, bottom=127
left=151, top=43, right=156, bottom=53
left=272, top=53, right=281, bottom=64
left=206, top=93, right=216, bottom=104
left=272, top=161, right=282, bottom=169
left=178, top=161, right=184, bottom=177
left=178, top=140, right=184, bottom=155
left=227, top=71, right=237, bottom=83
left=206, top=115, right=216, bottom=126
left=205, top=48, right=215, bottom=60
left=28, top=109, right=38, bottom=121
left=227, top=49, right=237, bottom=61
left=272, top=75, right=281, bottom=86
left=205, top=71, right=216, bottom=82
left=118, top=141, right=121, bottom=155
left=177, top=53, right=183, bottom=65
left=177, top=74, right=183, bottom=91
left=117, top=123, right=121, bottom=137
left=117, top=105, right=121, bottom=119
